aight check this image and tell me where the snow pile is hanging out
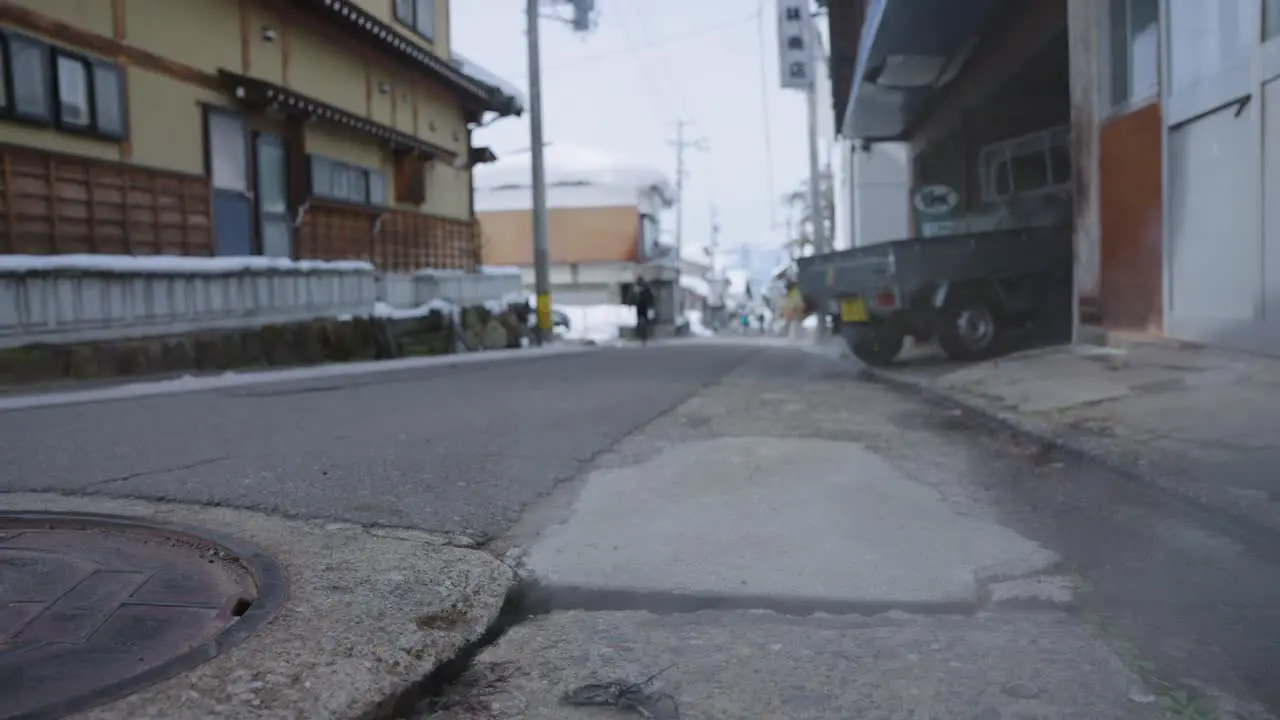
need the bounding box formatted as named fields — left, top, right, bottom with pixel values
left=452, top=52, right=527, bottom=109
left=475, top=144, right=674, bottom=201
left=684, top=309, right=715, bottom=337
left=372, top=298, right=457, bottom=320
left=0, top=254, right=375, bottom=275
left=478, top=265, right=522, bottom=276
left=560, top=304, right=635, bottom=343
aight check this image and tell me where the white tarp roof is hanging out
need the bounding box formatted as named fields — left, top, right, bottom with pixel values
left=475, top=144, right=674, bottom=203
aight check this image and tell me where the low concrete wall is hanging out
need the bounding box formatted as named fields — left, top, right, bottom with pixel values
left=0, top=255, right=377, bottom=349
left=411, top=267, right=523, bottom=306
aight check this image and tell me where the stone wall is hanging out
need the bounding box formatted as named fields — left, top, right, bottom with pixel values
left=0, top=301, right=534, bottom=387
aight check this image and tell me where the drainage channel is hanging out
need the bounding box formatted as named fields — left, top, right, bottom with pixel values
left=370, top=578, right=987, bottom=720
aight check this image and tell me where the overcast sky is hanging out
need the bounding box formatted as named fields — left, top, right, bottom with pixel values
left=452, top=0, right=828, bottom=278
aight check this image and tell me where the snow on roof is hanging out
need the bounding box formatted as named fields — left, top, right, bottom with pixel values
left=476, top=144, right=674, bottom=204
left=680, top=273, right=711, bottom=297
left=771, top=259, right=795, bottom=279
left=451, top=52, right=526, bottom=112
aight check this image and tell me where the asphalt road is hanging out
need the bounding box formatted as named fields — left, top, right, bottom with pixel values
left=0, top=345, right=748, bottom=540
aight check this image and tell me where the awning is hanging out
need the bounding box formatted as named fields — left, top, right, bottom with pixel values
left=219, top=71, right=459, bottom=162
left=840, top=0, right=1011, bottom=141
left=286, top=0, right=522, bottom=117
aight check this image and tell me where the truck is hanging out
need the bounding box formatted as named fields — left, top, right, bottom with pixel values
left=795, top=226, right=1073, bottom=366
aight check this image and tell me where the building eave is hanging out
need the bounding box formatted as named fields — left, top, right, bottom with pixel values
left=286, top=0, right=521, bottom=117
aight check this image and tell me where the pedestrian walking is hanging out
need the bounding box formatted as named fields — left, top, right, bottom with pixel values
left=632, top=276, right=655, bottom=345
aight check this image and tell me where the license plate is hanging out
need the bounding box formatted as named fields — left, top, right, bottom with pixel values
left=840, top=297, right=869, bottom=323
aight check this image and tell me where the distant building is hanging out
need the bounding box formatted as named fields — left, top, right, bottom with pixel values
left=475, top=145, right=677, bottom=314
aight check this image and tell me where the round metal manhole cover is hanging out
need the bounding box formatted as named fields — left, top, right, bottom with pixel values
left=0, top=512, right=286, bottom=720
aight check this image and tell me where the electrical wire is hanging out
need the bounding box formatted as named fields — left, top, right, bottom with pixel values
left=756, top=0, right=779, bottom=229
left=511, top=12, right=760, bottom=79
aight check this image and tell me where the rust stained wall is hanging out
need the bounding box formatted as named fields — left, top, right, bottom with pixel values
left=1098, top=102, right=1163, bottom=331
left=479, top=205, right=640, bottom=266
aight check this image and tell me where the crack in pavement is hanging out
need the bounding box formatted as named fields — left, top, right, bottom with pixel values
left=76, top=456, right=233, bottom=491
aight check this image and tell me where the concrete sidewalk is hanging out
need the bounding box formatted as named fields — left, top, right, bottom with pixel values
left=866, top=338, right=1280, bottom=536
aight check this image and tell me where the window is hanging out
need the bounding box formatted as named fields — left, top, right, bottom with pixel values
left=56, top=54, right=90, bottom=128
left=7, top=33, right=52, bottom=122
left=1108, top=0, right=1158, bottom=109
left=92, top=63, right=125, bottom=138
left=980, top=127, right=1070, bottom=202
left=1268, top=0, right=1280, bottom=41
left=395, top=0, right=436, bottom=41
left=0, top=32, right=126, bottom=137
left=308, top=154, right=387, bottom=206
left=1167, top=0, right=1254, bottom=91
left=0, top=37, right=8, bottom=112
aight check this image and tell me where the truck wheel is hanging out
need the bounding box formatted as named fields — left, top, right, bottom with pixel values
left=846, top=326, right=904, bottom=367
left=938, top=294, right=1003, bottom=361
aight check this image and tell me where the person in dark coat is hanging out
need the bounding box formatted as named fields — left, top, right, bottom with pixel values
left=632, top=276, right=655, bottom=344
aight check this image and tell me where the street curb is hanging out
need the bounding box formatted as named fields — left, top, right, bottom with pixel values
left=861, top=364, right=1280, bottom=558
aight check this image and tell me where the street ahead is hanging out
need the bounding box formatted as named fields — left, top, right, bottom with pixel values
left=4, top=340, right=1280, bottom=718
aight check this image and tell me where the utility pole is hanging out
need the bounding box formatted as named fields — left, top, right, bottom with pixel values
left=668, top=120, right=708, bottom=262
left=526, top=0, right=594, bottom=345
left=804, top=15, right=829, bottom=336
left=526, top=0, right=551, bottom=345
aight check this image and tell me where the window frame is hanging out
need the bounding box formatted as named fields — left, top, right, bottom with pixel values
left=3, top=30, right=54, bottom=125
left=1105, top=0, right=1161, bottom=116
left=307, top=153, right=388, bottom=207
left=54, top=49, right=92, bottom=131
left=394, top=0, right=437, bottom=43
left=979, top=126, right=1072, bottom=203
left=0, top=31, right=127, bottom=139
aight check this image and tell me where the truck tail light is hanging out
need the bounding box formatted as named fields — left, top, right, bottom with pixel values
left=873, top=289, right=897, bottom=308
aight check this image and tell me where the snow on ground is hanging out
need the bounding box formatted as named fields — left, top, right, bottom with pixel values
left=0, top=254, right=373, bottom=274
left=560, top=304, right=634, bottom=343
left=685, top=309, right=714, bottom=337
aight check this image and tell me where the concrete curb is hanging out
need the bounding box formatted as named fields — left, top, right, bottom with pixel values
left=861, top=364, right=1280, bottom=557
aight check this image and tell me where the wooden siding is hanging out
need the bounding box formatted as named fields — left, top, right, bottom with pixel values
left=296, top=203, right=479, bottom=272
left=1099, top=102, right=1163, bottom=332
left=479, top=205, right=640, bottom=266
left=0, top=144, right=212, bottom=255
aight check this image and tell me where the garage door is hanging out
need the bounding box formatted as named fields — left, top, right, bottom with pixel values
left=1163, top=0, right=1280, bottom=354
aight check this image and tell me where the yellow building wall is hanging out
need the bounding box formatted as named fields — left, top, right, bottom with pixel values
left=2, top=0, right=473, bottom=219
left=129, top=70, right=225, bottom=176
left=351, top=0, right=450, bottom=60
left=9, top=0, right=114, bottom=36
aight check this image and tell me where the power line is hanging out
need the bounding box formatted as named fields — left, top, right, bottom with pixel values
left=614, top=3, right=675, bottom=131
left=512, top=12, right=760, bottom=79
left=755, top=0, right=779, bottom=229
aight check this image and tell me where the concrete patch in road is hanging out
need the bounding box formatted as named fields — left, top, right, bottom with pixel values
left=423, top=609, right=1166, bottom=719
left=523, top=436, right=1058, bottom=607
left=0, top=492, right=515, bottom=720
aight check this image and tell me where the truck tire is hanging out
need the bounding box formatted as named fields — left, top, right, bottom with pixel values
left=937, top=293, right=1004, bottom=362
left=846, top=325, right=904, bottom=367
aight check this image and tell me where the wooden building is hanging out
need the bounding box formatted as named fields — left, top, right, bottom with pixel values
left=0, top=0, right=521, bottom=271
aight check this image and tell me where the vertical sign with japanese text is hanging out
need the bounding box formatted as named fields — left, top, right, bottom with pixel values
left=777, top=0, right=814, bottom=90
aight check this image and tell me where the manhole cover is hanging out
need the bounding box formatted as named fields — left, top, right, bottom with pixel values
left=0, top=512, right=286, bottom=720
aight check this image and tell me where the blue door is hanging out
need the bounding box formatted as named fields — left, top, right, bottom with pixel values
left=207, top=109, right=254, bottom=256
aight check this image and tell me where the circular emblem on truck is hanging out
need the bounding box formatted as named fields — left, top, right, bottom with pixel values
left=912, top=184, right=960, bottom=216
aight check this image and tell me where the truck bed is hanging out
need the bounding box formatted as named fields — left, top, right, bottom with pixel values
left=796, top=226, right=1072, bottom=301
